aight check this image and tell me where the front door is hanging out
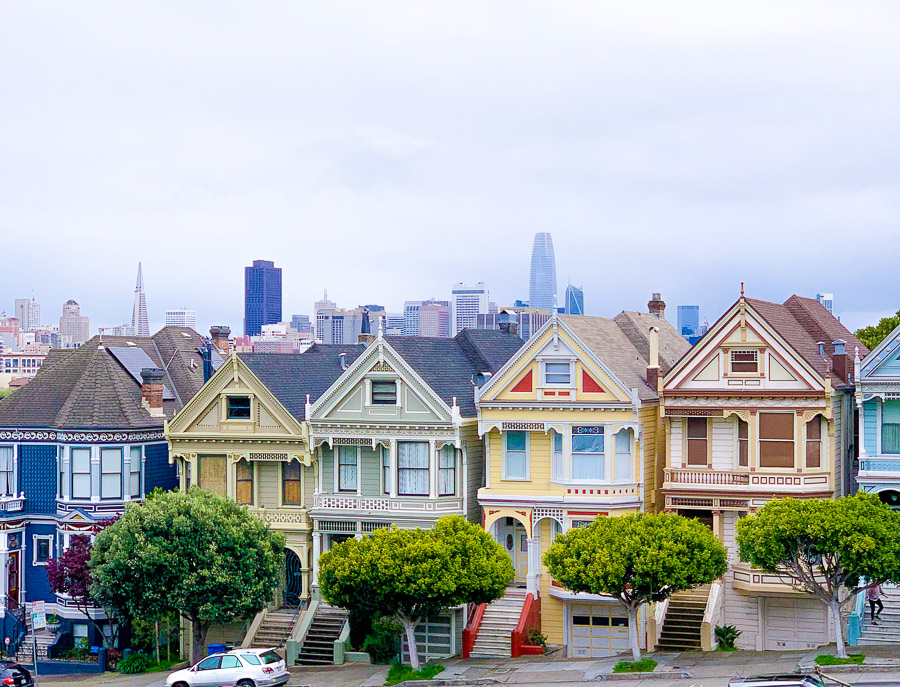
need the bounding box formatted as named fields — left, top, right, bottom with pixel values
left=284, top=549, right=303, bottom=608
left=496, top=519, right=527, bottom=582
left=7, top=552, right=19, bottom=604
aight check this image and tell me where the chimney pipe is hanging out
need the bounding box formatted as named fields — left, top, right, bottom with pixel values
left=339, top=352, right=347, bottom=370
left=140, top=368, right=166, bottom=417
left=209, top=326, right=231, bottom=356
left=648, top=293, right=666, bottom=319
left=647, top=326, right=661, bottom=391
left=832, top=339, right=848, bottom=383
left=202, top=339, right=214, bottom=382
left=499, top=310, right=518, bottom=336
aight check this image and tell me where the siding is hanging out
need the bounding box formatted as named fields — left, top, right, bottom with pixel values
left=24, top=522, right=56, bottom=602
left=19, top=444, right=57, bottom=514
left=832, top=394, right=844, bottom=497
left=722, top=511, right=760, bottom=650
left=711, top=417, right=735, bottom=471
left=538, top=518, right=564, bottom=644
left=864, top=400, right=878, bottom=456
left=303, top=463, right=315, bottom=507
left=145, top=442, right=177, bottom=494
left=488, top=430, right=552, bottom=493
left=669, top=419, right=683, bottom=469
left=460, top=424, right=484, bottom=524
left=320, top=447, right=334, bottom=494
left=257, top=462, right=280, bottom=507
left=359, top=447, right=380, bottom=497
left=639, top=405, right=658, bottom=512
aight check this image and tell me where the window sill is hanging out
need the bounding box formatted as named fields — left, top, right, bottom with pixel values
left=500, top=477, right=531, bottom=482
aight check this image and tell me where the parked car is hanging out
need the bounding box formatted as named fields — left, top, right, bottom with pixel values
left=729, top=675, right=825, bottom=687
left=166, top=648, right=289, bottom=687
left=0, top=661, right=34, bottom=687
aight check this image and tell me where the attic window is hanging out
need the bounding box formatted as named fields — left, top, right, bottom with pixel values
left=730, top=349, right=759, bottom=373
left=372, top=381, right=397, bottom=405
left=544, top=361, right=571, bottom=385
left=226, top=396, right=252, bottom=419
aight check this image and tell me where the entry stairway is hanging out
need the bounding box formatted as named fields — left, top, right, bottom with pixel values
left=296, top=605, right=348, bottom=666
left=656, top=585, right=709, bottom=652
left=469, top=587, right=527, bottom=658
left=247, top=609, right=299, bottom=649
left=858, top=584, right=900, bottom=645
left=16, top=606, right=55, bottom=663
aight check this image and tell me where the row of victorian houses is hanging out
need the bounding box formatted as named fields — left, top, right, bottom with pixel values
left=1, top=291, right=899, bottom=663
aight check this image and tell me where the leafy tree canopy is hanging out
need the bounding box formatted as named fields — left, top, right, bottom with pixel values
left=319, top=515, right=512, bottom=669
left=91, top=488, right=285, bottom=662
left=544, top=512, right=727, bottom=659
left=855, top=309, right=900, bottom=352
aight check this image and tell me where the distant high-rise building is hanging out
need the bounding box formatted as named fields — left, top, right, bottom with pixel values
left=529, top=233, right=557, bottom=312
left=817, top=293, right=834, bottom=314
left=478, top=305, right=551, bottom=341
left=290, top=314, right=313, bottom=334
left=451, top=283, right=489, bottom=335
left=565, top=284, right=584, bottom=315
left=165, top=308, right=197, bottom=329
left=130, top=263, right=150, bottom=337
left=314, top=293, right=385, bottom=344
left=244, top=260, right=282, bottom=336
left=15, top=298, right=40, bottom=331
left=419, top=301, right=451, bottom=337
left=402, top=301, right=422, bottom=336
left=59, top=299, right=90, bottom=346
left=110, top=323, right=136, bottom=336
left=677, top=305, right=707, bottom=345
left=385, top=313, right=404, bottom=335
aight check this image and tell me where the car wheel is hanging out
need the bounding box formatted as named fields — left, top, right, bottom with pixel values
left=172, top=682, right=190, bottom=687
left=237, top=681, right=256, bottom=687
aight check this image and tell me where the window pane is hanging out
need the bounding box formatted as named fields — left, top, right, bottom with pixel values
left=0, top=447, right=11, bottom=471
left=73, top=474, right=91, bottom=498
left=130, top=447, right=141, bottom=497
left=338, top=447, right=357, bottom=491
left=236, top=460, right=253, bottom=505
left=759, top=413, right=794, bottom=441
left=101, top=449, right=121, bottom=473
left=221, top=655, right=241, bottom=669
left=759, top=441, right=795, bottom=468
left=101, top=474, right=121, bottom=498
left=883, top=424, right=900, bottom=454
left=371, top=381, right=397, bottom=405
left=572, top=434, right=604, bottom=454
left=439, top=446, right=455, bottom=468
left=506, top=431, right=526, bottom=452
left=505, top=452, right=527, bottom=480
left=398, top=442, right=429, bottom=468
left=883, top=400, right=900, bottom=424
left=72, top=448, right=91, bottom=474
left=572, top=453, right=604, bottom=480
left=687, top=417, right=708, bottom=439
left=227, top=396, right=252, bottom=419
left=545, top=362, right=570, bottom=384
left=806, top=418, right=822, bottom=468
left=615, top=431, right=632, bottom=482
left=738, top=419, right=749, bottom=467
left=398, top=442, right=429, bottom=495
left=553, top=433, right=563, bottom=453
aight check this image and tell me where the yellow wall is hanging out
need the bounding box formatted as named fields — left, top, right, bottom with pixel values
left=539, top=518, right=565, bottom=644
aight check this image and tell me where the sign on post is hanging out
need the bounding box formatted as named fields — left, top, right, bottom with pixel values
left=31, top=601, right=46, bottom=631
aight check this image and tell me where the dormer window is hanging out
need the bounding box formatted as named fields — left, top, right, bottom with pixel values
left=730, top=349, right=759, bottom=373
left=226, top=396, right=252, bottom=419
left=544, top=362, right=571, bottom=385
left=371, top=381, right=397, bottom=405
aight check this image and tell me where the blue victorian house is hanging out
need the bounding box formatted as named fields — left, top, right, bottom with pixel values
left=0, top=327, right=218, bottom=654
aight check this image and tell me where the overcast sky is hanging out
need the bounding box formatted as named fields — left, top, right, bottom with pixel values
left=2, top=2, right=899, bottom=336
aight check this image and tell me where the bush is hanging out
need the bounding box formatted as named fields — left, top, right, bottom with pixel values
left=118, top=652, right=154, bottom=674
left=715, top=624, right=742, bottom=650
left=613, top=659, right=657, bottom=673
left=815, top=654, right=865, bottom=666
left=385, top=661, right=444, bottom=686
left=526, top=629, right=547, bottom=646
left=362, top=616, right=401, bottom=664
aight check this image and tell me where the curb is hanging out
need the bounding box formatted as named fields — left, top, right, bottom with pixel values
left=396, top=679, right=500, bottom=687
left=798, top=663, right=900, bottom=674
left=598, top=671, right=693, bottom=681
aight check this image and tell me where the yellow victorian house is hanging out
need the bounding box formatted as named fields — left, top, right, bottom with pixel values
left=469, top=301, right=688, bottom=659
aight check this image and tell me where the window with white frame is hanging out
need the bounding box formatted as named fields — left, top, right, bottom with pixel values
left=882, top=401, right=900, bottom=454
left=551, top=431, right=563, bottom=481
left=805, top=417, right=822, bottom=468
left=58, top=449, right=65, bottom=498
left=129, top=446, right=142, bottom=498
left=337, top=446, right=358, bottom=492
left=438, top=445, right=456, bottom=496
left=0, top=446, right=13, bottom=496
left=101, top=448, right=123, bottom=499
left=381, top=447, right=391, bottom=495
left=398, top=442, right=429, bottom=496
left=33, top=535, right=53, bottom=565
left=371, top=381, right=397, bottom=405
left=72, top=448, right=91, bottom=499
left=544, top=361, right=571, bottom=385
left=503, top=431, right=528, bottom=480
left=572, top=427, right=605, bottom=481
left=614, top=430, right=632, bottom=483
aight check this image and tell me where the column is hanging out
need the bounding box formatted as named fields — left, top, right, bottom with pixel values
left=525, top=537, right=540, bottom=596
left=389, top=440, right=398, bottom=499
left=712, top=510, right=723, bottom=541
left=356, top=448, right=362, bottom=497
left=90, top=447, right=100, bottom=503
left=748, top=411, right=758, bottom=471
left=858, top=399, right=867, bottom=460
left=311, top=532, right=322, bottom=587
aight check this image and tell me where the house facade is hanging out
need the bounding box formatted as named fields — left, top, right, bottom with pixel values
left=474, top=307, right=688, bottom=658
left=659, top=294, right=864, bottom=652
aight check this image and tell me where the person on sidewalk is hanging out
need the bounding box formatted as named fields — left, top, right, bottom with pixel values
left=867, top=583, right=885, bottom=624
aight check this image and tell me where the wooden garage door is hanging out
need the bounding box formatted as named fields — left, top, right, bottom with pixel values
left=569, top=603, right=630, bottom=658
left=764, top=598, right=828, bottom=651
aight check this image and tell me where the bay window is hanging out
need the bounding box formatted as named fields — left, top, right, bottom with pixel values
left=72, top=448, right=91, bottom=498
left=130, top=446, right=142, bottom=498
left=572, top=427, right=605, bottom=481
left=806, top=417, right=822, bottom=468
left=236, top=459, right=253, bottom=505
left=737, top=418, right=749, bottom=467
left=503, top=431, right=528, bottom=480
left=882, top=401, right=900, bottom=454
left=398, top=442, right=429, bottom=496
left=382, top=447, right=391, bottom=495
left=438, top=445, right=455, bottom=496
left=0, top=447, right=13, bottom=496
left=337, top=446, right=358, bottom=492
left=615, top=430, right=632, bottom=483
left=551, top=431, right=563, bottom=481
left=759, top=412, right=795, bottom=468
left=283, top=460, right=302, bottom=505
left=101, top=448, right=122, bottom=499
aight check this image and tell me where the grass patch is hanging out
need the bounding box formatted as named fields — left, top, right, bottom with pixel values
left=146, top=657, right=186, bottom=673
left=814, top=654, right=865, bottom=666
left=613, top=659, right=658, bottom=673
left=716, top=645, right=738, bottom=652
left=385, top=661, right=445, bottom=686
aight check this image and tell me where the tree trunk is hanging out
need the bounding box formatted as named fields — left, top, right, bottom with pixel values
left=155, top=621, right=160, bottom=663
left=627, top=605, right=641, bottom=661
left=400, top=617, right=421, bottom=671
left=829, top=600, right=847, bottom=659
left=190, top=617, right=209, bottom=665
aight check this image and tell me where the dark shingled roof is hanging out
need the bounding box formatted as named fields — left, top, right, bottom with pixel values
left=385, top=329, right=524, bottom=416
left=240, top=344, right=366, bottom=421
left=0, top=328, right=209, bottom=430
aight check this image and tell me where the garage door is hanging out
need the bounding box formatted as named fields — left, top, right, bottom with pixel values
left=569, top=603, right=630, bottom=658
left=764, top=598, right=829, bottom=651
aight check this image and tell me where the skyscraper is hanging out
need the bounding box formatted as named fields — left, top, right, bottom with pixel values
left=418, top=301, right=451, bottom=337
left=14, top=298, right=40, bottom=331
left=244, top=260, right=282, bottom=336
left=529, top=233, right=557, bottom=312
left=816, top=293, right=834, bottom=314
left=564, top=284, right=584, bottom=315
left=131, top=263, right=150, bottom=337
left=59, top=300, right=90, bottom=345
left=451, top=283, right=489, bottom=335
left=165, top=308, right=197, bottom=329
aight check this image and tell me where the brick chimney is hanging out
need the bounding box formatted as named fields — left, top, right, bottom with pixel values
left=140, top=368, right=166, bottom=417
left=358, top=334, right=376, bottom=345
left=209, top=326, right=231, bottom=355
left=648, top=293, right=666, bottom=319
left=832, top=339, right=847, bottom=384
left=499, top=310, right=518, bottom=336
left=647, top=326, right=661, bottom=391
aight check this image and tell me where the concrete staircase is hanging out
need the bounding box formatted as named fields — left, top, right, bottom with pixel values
left=296, top=606, right=347, bottom=666
left=469, top=587, right=527, bottom=658
left=859, top=585, right=900, bottom=645
left=16, top=612, right=55, bottom=663
left=656, top=585, right=709, bottom=652
left=248, top=609, right=298, bottom=649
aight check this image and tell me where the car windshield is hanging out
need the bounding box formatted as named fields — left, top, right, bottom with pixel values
left=241, top=654, right=261, bottom=665
left=260, top=650, right=281, bottom=665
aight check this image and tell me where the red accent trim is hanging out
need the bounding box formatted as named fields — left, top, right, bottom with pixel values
left=582, top=370, right=605, bottom=393
left=511, top=593, right=543, bottom=657
left=510, top=370, right=533, bottom=393
left=462, top=603, right=487, bottom=659
left=567, top=511, right=609, bottom=516
left=544, top=391, right=556, bottom=396
left=557, top=391, right=570, bottom=397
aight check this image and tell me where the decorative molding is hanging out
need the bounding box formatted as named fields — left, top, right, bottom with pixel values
left=665, top=397, right=824, bottom=409
left=0, top=429, right=164, bottom=443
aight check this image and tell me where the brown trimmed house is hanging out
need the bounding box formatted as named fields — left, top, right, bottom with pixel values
left=654, top=294, right=865, bottom=652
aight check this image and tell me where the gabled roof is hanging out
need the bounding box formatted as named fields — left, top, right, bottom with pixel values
left=859, top=322, right=900, bottom=378
left=0, top=328, right=209, bottom=430
left=612, top=310, right=690, bottom=375
left=239, top=344, right=366, bottom=421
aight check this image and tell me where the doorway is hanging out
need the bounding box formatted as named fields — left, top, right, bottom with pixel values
left=495, top=517, right=528, bottom=582
left=7, top=552, right=19, bottom=604
left=284, top=549, right=304, bottom=608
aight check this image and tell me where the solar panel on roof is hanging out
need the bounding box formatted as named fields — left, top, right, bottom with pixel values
left=107, top=347, right=175, bottom=400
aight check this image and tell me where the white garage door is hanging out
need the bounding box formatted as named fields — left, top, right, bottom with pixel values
left=764, top=598, right=829, bottom=651
left=569, top=603, right=630, bottom=658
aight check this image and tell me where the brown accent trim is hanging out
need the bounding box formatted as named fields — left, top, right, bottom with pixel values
left=665, top=409, right=724, bottom=417
left=664, top=390, right=825, bottom=398
left=661, top=488, right=834, bottom=499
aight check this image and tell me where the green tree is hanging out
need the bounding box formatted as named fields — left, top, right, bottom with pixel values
left=856, top=309, right=900, bottom=351
left=544, top=512, right=727, bottom=660
left=736, top=494, right=900, bottom=658
left=90, top=488, right=285, bottom=662
left=318, top=515, right=513, bottom=670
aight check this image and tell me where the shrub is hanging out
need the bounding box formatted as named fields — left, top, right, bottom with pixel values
left=526, top=629, right=547, bottom=646
left=815, top=654, right=865, bottom=666
left=362, top=616, right=401, bottom=664
left=613, top=659, right=657, bottom=673
left=385, top=661, right=444, bottom=686
left=118, top=651, right=154, bottom=674
left=715, top=624, right=742, bottom=650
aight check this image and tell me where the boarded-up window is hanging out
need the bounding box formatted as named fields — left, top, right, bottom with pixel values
left=686, top=418, right=708, bottom=466
left=806, top=418, right=822, bottom=468
left=283, top=460, right=302, bottom=505
left=199, top=455, right=227, bottom=496
left=759, top=413, right=795, bottom=468
left=236, top=460, right=253, bottom=505
left=738, top=419, right=749, bottom=467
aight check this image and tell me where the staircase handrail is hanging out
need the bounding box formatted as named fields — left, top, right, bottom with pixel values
left=647, top=597, right=669, bottom=652
left=240, top=608, right=267, bottom=649
left=293, top=595, right=320, bottom=645
left=511, top=593, right=542, bottom=658
left=0, top=596, right=27, bottom=658
left=700, top=581, right=723, bottom=652
left=461, top=602, right=487, bottom=659
left=333, top=616, right=350, bottom=665
left=278, top=600, right=307, bottom=648
left=847, top=582, right=867, bottom=646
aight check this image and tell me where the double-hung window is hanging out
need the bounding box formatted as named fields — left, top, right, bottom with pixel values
left=101, top=448, right=122, bottom=499
left=337, top=447, right=358, bottom=492
left=226, top=396, right=252, bottom=419
left=686, top=418, right=708, bottom=466
left=572, top=427, right=605, bottom=481
left=283, top=460, right=302, bottom=505
left=382, top=447, right=391, bottom=495
left=129, top=446, right=142, bottom=498
left=737, top=418, right=749, bottom=467
left=614, top=430, right=632, bottom=483
left=398, top=442, right=429, bottom=496
left=236, top=459, right=253, bottom=505
left=882, top=401, right=900, bottom=454
left=730, top=349, right=759, bottom=373
left=806, top=418, right=822, bottom=468
left=72, top=448, right=91, bottom=498
left=545, top=361, right=571, bottom=385
left=759, top=412, right=795, bottom=468
left=503, top=431, right=528, bottom=480
left=438, top=445, right=455, bottom=496
left=0, top=447, right=13, bottom=496
left=551, top=431, right=563, bottom=481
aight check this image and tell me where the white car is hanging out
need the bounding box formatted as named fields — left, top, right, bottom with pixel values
left=166, top=648, right=289, bottom=687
